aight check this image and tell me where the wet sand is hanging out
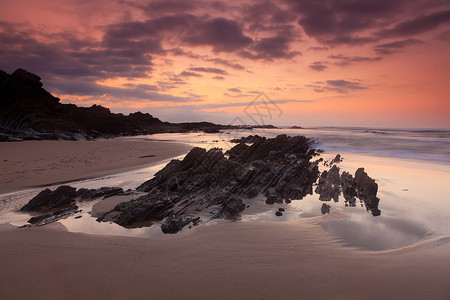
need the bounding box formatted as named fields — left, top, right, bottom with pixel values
left=0, top=138, right=192, bottom=193
left=0, top=221, right=449, bottom=300
left=1, top=135, right=450, bottom=299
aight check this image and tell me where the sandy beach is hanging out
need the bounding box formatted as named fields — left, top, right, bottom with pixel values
left=1, top=134, right=450, bottom=299
left=0, top=138, right=192, bottom=193
left=0, top=221, right=449, bottom=300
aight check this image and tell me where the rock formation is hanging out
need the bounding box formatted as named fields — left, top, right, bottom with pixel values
left=98, top=135, right=320, bottom=233
left=19, top=135, right=382, bottom=233
left=20, top=185, right=124, bottom=226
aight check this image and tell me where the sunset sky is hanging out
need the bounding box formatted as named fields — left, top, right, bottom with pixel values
left=1, top=0, right=449, bottom=128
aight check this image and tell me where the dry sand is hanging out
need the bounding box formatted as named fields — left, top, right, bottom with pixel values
left=0, top=221, right=449, bottom=300
left=0, top=138, right=192, bottom=193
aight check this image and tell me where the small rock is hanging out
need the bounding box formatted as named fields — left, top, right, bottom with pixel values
left=275, top=211, right=283, bottom=217
left=321, top=203, right=330, bottom=214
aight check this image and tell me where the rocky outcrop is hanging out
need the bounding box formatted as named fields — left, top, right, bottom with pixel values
left=0, top=69, right=277, bottom=141
left=20, top=185, right=78, bottom=212
left=20, top=185, right=125, bottom=226
left=98, top=135, right=320, bottom=233
left=315, top=165, right=381, bottom=216
left=230, top=135, right=266, bottom=144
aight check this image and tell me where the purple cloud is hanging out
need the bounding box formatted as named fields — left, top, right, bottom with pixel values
left=188, top=67, right=228, bottom=75
left=309, top=61, right=328, bottom=71
left=183, top=18, right=253, bottom=52
left=374, top=39, right=425, bottom=55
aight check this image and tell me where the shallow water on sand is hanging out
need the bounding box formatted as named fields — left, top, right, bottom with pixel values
left=1, top=128, right=449, bottom=250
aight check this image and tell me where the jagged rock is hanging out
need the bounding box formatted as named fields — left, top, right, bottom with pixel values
left=20, top=186, right=78, bottom=212
left=27, top=206, right=79, bottom=226
left=214, top=197, right=246, bottom=218
left=230, top=135, right=266, bottom=144
left=161, top=215, right=193, bottom=234
left=315, top=164, right=381, bottom=216
left=21, top=185, right=123, bottom=214
left=99, top=135, right=319, bottom=232
left=76, top=187, right=124, bottom=199
left=315, top=165, right=341, bottom=202
left=330, top=154, right=343, bottom=164
left=321, top=203, right=331, bottom=214
left=354, top=168, right=381, bottom=216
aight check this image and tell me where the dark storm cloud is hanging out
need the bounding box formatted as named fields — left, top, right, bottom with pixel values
left=0, top=22, right=155, bottom=79
left=285, top=0, right=402, bottom=44
left=309, top=61, right=327, bottom=71
left=183, top=18, right=253, bottom=52
left=143, top=0, right=198, bottom=13
left=378, top=9, right=450, bottom=38
left=240, top=34, right=300, bottom=60
left=188, top=67, right=228, bottom=75
left=285, top=0, right=450, bottom=45
left=328, top=54, right=382, bottom=66
left=374, top=39, right=425, bottom=55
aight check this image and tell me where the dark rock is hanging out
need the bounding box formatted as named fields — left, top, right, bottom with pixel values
left=330, top=154, right=343, bottom=164
left=315, top=165, right=341, bottom=202
left=278, top=208, right=285, bottom=212
left=230, top=135, right=266, bottom=144
left=321, top=203, right=330, bottom=214
left=21, top=185, right=123, bottom=213
left=20, top=186, right=78, bottom=212
left=275, top=211, right=283, bottom=216
left=28, top=206, right=79, bottom=226
left=215, top=197, right=246, bottom=218
left=100, top=135, right=320, bottom=232
left=161, top=215, right=193, bottom=234
left=354, top=168, right=380, bottom=216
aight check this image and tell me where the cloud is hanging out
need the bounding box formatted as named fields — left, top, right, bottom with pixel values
left=188, top=67, right=228, bottom=75
left=328, top=54, right=382, bottom=66
left=437, top=30, right=450, bottom=42
left=183, top=18, right=253, bottom=52
left=223, top=92, right=250, bottom=98
left=309, top=61, right=328, bottom=71
left=308, top=46, right=329, bottom=51
left=286, top=0, right=450, bottom=45
left=378, top=9, right=450, bottom=38
left=240, top=34, right=300, bottom=60
left=227, top=88, right=242, bottom=93
left=307, top=79, right=368, bottom=93
left=206, top=58, right=245, bottom=70
left=374, top=38, right=425, bottom=55
left=287, top=0, right=401, bottom=45
left=212, top=76, right=225, bottom=80
left=46, top=77, right=198, bottom=103
left=179, top=70, right=202, bottom=77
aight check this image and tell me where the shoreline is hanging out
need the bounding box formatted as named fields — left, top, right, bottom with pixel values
left=0, top=138, right=192, bottom=194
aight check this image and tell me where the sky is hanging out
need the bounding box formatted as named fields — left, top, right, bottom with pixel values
left=1, top=0, right=449, bottom=128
